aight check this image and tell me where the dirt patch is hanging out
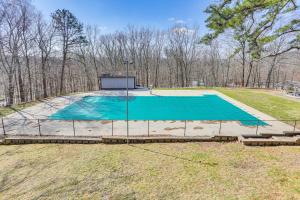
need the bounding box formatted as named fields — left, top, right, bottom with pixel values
left=193, top=126, right=203, bottom=130
left=101, top=121, right=112, bottom=125
left=200, top=120, right=219, bottom=124
left=164, top=127, right=184, bottom=131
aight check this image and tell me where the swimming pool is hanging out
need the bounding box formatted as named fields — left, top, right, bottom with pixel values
left=49, top=95, right=266, bottom=126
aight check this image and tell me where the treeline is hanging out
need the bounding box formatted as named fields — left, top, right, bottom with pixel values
left=0, top=0, right=299, bottom=105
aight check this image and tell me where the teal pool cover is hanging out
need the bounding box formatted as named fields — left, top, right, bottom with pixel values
left=49, top=95, right=267, bottom=126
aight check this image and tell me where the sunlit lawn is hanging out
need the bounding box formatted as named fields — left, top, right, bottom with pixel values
left=0, top=143, right=299, bottom=199
left=0, top=102, right=38, bottom=117
left=216, top=88, right=300, bottom=121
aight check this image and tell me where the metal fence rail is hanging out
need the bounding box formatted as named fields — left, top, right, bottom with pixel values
left=0, top=118, right=299, bottom=138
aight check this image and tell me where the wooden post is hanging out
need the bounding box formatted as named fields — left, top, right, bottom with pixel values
left=293, top=120, right=297, bottom=132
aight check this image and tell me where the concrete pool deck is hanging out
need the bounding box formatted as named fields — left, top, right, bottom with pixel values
left=1, top=89, right=298, bottom=137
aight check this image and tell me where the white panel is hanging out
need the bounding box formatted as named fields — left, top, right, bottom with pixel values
left=101, top=78, right=135, bottom=89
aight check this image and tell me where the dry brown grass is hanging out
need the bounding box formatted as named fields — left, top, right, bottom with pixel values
left=0, top=143, right=299, bottom=199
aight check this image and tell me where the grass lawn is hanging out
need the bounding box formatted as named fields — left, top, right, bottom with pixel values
left=0, top=102, right=38, bottom=117
left=216, top=88, right=300, bottom=121
left=0, top=143, right=299, bottom=199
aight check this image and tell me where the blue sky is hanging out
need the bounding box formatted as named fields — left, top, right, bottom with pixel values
left=32, top=0, right=211, bottom=34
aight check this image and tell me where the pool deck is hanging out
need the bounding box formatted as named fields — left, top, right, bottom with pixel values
left=1, top=89, right=297, bottom=137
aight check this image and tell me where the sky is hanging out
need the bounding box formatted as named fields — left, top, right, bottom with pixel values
left=32, top=0, right=211, bottom=34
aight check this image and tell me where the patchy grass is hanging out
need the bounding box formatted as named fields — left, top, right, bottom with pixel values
left=216, top=88, right=300, bottom=120
left=0, top=101, right=39, bottom=117
left=0, top=143, right=299, bottom=199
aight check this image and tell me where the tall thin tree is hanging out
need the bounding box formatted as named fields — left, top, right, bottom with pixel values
left=51, top=9, right=86, bottom=94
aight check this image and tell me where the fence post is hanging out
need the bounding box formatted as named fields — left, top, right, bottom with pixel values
left=112, top=120, right=114, bottom=136
left=127, top=120, right=129, bottom=145
left=293, top=120, right=297, bottom=132
left=184, top=120, right=187, bottom=137
left=72, top=120, right=75, bottom=137
left=219, top=120, right=222, bottom=135
left=37, top=119, right=41, bottom=136
left=2, top=118, right=5, bottom=136
left=148, top=120, right=150, bottom=137
left=255, top=120, right=259, bottom=135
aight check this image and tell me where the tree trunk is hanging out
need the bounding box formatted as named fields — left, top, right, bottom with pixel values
left=60, top=52, right=67, bottom=94
left=7, top=72, right=14, bottom=106
left=41, top=60, right=48, bottom=98
left=25, top=54, right=33, bottom=101
left=265, top=57, right=277, bottom=88
left=224, top=59, right=230, bottom=87
left=154, top=63, right=159, bottom=87
left=241, top=44, right=246, bottom=86
left=17, top=63, right=25, bottom=102
left=245, top=60, right=254, bottom=87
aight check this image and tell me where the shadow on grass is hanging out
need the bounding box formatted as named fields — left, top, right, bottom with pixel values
left=0, top=99, right=45, bottom=118
left=0, top=159, right=58, bottom=194
left=129, top=144, right=218, bottom=167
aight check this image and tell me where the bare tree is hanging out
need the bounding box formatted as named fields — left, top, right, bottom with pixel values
left=0, top=1, right=300, bottom=106
left=166, top=25, right=198, bottom=87
left=36, top=14, right=55, bottom=98
left=0, top=0, right=24, bottom=105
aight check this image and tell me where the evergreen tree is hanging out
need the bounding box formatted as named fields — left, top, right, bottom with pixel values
left=51, top=9, right=87, bottom=94
left=201, top=0, right=299, bottom=59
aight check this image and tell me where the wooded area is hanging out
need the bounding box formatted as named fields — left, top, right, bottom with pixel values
left=0, top=0, right=300, bottom=105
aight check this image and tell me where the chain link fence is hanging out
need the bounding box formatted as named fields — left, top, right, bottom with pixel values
left=1, top=118, right=298, bottom=138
